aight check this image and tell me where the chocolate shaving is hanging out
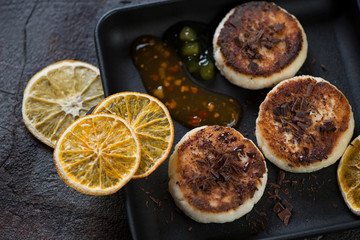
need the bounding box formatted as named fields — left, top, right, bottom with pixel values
left=318, top=119, right=337, bottom=134
left=272, top=80, right=334, bottom=164
left=305, top=82, right=315, bottom=97
left=272, top=23, right=285, bottom=32
left=238, top=22, right=285, bottom=59
left=269, top=170, right=295, bottom=227
left=272, top=80, right=319, bottom=141
left=184, top=142, right=262, bottom=196
left=273, top=95, right=314, bottom=138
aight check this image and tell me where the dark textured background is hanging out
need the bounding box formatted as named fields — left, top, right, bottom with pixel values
left=0, top=0, right=359, bottom=239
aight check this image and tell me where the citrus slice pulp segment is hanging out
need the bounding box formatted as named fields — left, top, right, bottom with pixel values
left=338, top=136, right=360, bottom=215
left=54, top=113, right=141, bottom=195
left=93, top=92, right=174, bottom=178
left=22, top=60, right=104, bottom=148
left=346, top=187, right=360, bottom=211
left=338, top=164, right=360, bottom=191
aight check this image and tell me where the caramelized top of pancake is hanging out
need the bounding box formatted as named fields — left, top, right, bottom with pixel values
left=257, top=76, right=352, bottom=167
left=216, top=1, right=304, bottom=77
left=175, top=126, right=266, bottom=213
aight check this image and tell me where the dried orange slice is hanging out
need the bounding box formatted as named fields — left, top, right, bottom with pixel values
left=93, top=92, right=174, bottom=178
left=54, top=113, right=141, bottom=195
left=337, top=135, right=360, bottom=215
left=22, top=60, right=104, bottom=147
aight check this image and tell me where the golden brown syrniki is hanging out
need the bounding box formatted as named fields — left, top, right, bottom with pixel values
left=168, top=125, right=267, bottom=223
left=256, top=75, right=354, bottom=172
left=213, top=1, right=307, bottom=89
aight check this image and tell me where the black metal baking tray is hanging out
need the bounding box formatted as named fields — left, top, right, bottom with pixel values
left=94, top=0, right=360, bottom=239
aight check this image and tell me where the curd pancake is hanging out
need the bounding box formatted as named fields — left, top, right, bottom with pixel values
left=168, top=125, right=267, bottom=223
left=213, top=1, right=307, bottom=90
left=256, top=76, right=354, bottom=173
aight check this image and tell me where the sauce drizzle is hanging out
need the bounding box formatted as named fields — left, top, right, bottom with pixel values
left=132, top=36, right=241, bottom=128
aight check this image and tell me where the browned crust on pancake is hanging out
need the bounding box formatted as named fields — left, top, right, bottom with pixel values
left=216, top=1, right=304, bottom=77
left=175, top=125, right=266, bottom=213
left=257, top=76, right=352, bottom=168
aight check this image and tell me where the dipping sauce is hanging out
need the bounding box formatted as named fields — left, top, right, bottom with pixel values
left=163, top=21, right=215, bottom=81
left=132, top=36, right=241, bottom=128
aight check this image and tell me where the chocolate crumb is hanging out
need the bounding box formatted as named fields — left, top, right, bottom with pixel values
left=150, top=196, right=161, bottom=206
left=188, top=226, right=193, bottom=232
left=251, top=227, right=258, bottom=235
left=278, top=208, right=292, bottom=226
left=283, top=214, right=291, bottom=226
left=281, top=187, right=290, bottom=195
left=256, top=219, right=266, bottom=230
left=282, top=199, right=293, bottom=211
left=332, top=204, right=338, bottom=208
left=267, top=189, right=282, bottom=200
left=321, top=64, right=328, bottom=72
left=267, top=191, right=275, bottom=200
left=282, top=179, right=290, bottom=184
left=254, top=208, right=267, bottom=217
left=268, top=182, right=281, bottom=188
left=273, top=202, right=285, bottom=213
left=277, top=171, right=285, bottom=185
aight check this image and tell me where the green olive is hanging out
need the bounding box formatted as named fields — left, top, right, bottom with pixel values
left=163, top=22, right=217, bottom=81
left=199, top=61, right=215, bottom=80
left=179, top=26, right=197, bottom=41
left=185, top=57, right=200, bottom=73
left=181, top=42, right=199, bottom=56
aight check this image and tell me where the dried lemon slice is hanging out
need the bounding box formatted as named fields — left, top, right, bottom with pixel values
left=22, top=60, right=104, bottom=147
left=338, top=135, right=360, bottom=215
left=93, top=92, right=174, bottom=178
left=54, top=113, right=141, bottom=195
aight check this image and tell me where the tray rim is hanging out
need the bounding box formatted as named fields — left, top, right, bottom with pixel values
left=94, top=0, right=360, bottom=239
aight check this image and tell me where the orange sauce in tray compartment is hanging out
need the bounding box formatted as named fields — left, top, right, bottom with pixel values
left=131, top=36, right=241, bottom=128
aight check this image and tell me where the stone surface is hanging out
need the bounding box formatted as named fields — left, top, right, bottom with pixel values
left=0, top=0, right=359, bottom=239
left=0, top=0, right=154, bottom=239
